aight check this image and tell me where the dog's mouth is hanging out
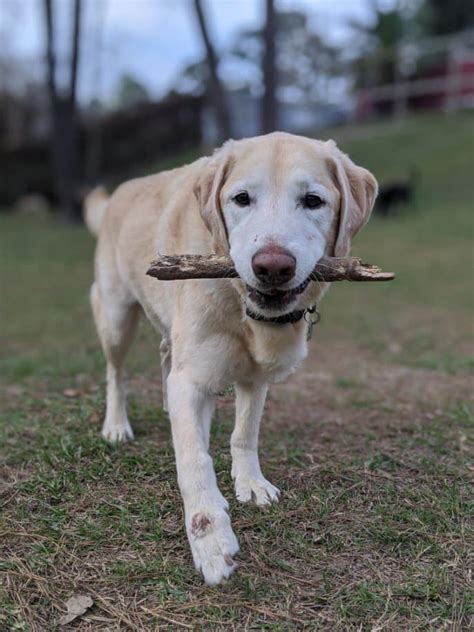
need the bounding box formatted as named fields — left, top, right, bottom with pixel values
left=246, top=276, right=311, bottom=311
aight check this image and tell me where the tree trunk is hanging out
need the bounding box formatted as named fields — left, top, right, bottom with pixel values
left=262, top=0, right=277, bottom=133
left=43, top=0, right=83, bottom=222
left=51, top=99, right=80, bottom=221
left=84, top=0, right=106, bottom=185
left=43, top=0, right=56, bottom=102
left=192, top=0, right=232, bottom=142
left=69, top=0, right=81, bottom=106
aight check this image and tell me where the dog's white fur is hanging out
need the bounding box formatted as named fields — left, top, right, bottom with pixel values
left=86, top=132, right=377, bottom=585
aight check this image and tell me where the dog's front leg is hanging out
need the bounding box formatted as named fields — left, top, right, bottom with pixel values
left=231, top=382, right=280, bottom=505
left=159, top=338, right=171, bottom=412
left=167, top=370, right=239, bottom=585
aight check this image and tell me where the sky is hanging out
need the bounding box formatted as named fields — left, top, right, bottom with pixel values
left=1, top=0, right=381, bottom=103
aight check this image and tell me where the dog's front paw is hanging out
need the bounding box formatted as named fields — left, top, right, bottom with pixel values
left=101, top=416, right=134, bottom=443
left=234, top=475, right=280, bottom=506
left=187, top=510, right=239, bottom=586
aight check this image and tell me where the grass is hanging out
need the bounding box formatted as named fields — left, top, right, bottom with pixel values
left=1, top=112, right=473, bottom=630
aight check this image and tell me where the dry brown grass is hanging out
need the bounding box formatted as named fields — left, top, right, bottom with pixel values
left=2, top=334, right=472, bottom=630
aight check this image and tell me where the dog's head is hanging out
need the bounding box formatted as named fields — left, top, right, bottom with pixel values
left=195, top=133, right=377, bottom=316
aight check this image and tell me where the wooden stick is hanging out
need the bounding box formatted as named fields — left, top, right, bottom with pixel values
left=146, top=255, right=395, bottom=283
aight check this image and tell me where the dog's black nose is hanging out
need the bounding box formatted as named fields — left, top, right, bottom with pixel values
left=252, top=247, right=296, bottom=286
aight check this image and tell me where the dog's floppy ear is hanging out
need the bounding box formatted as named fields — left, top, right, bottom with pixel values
left=194, top=146, right=234, bottom=255
left=327, top=141, right=378, bottom=257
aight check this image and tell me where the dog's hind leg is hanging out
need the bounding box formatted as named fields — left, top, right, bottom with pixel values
left=90, top=283, right=139, bottom=442
left=231, top=382, right=280, bottom=506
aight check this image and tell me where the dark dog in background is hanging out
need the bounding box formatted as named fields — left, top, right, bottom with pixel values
left=375, top=169, right=420, bottom=217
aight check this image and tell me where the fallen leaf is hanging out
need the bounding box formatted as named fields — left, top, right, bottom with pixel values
left=388, top=341, right=401, bottom=355
left=89, top=411, right=101, bottom=424
left=59, top=594, right=93, bottom=625
left=63, top=388, right=81, bottom=398
left=5, top=385, right=24, bottom=397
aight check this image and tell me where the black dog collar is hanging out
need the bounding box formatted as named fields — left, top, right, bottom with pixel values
left=245, top=306, right=306, bottom=324
left=245, top=305, right=321, bottom=340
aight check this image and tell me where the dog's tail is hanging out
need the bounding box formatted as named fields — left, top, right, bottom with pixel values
left=83, top=185, right=109, bottom=238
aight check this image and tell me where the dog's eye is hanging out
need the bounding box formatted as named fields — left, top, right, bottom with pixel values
left=303, top=193, right=324, bottom=209
left=233, top=192, right=250, bottom=207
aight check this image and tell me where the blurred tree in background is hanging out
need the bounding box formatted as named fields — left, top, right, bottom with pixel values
left=350, top=5, right=408, bottom=86
left=177, top=7, right=339, bottom=133
left=421, top=0, right=474, bottom=35
left=115, top=74, right=150, bottom=109
left=42, top=0, right=83, bottom=222
left=192, top=0, right=231, bottom=141
left=262, top=0, right=276, bottom=133
left=351, top=0, right=474, bottom=90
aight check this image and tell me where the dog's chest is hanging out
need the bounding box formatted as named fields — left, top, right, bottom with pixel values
left=243, top=322, right=308, bottom=383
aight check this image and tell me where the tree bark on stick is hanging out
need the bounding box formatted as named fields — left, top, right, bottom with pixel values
left=192, top=0, right=231, bottom=142
left=147, top=254, right=395, bottom=283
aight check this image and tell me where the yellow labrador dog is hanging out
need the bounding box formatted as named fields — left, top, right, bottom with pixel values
left=85, top=132, right=377, bottom=585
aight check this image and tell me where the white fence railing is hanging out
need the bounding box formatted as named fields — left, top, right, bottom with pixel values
left=355, top=29, right=474, bottom=118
